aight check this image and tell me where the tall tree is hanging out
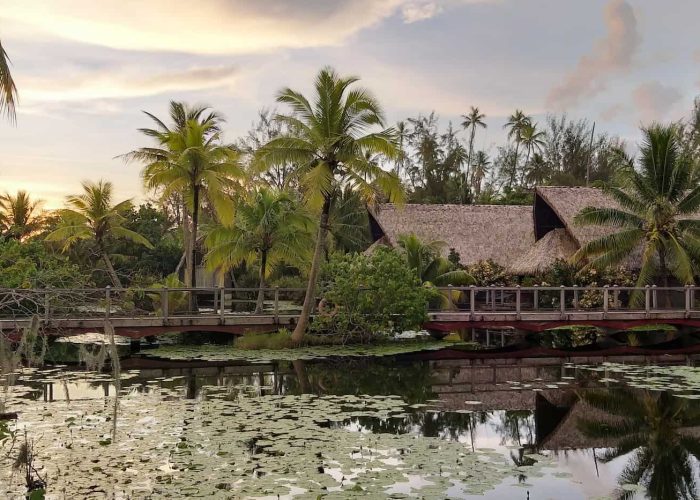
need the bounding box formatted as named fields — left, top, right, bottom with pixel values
left=205, top=189, right=313, bottom=314
left=123, top=102, right=243, bottom=298
left=573, top=125, right=700, bottom=296
left=257, top=66, right=404, bottom=342
left=471, top=151, right=490, bottom=197
left=503, top=110, right=531, bottom=188
left=0, top=38, right=17, bottom=122
left=0, top=191, right=43, bottom=241
left=518, top=122, right=546, bottom=184
left=46, top=181, right=152, bottom=288
left=461, top=106, right=487, bottom=191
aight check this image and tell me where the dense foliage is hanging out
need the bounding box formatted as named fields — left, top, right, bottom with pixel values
left=311, top=248, right=432, bottom=341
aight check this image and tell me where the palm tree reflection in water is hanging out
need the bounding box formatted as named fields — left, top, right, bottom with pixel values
left=577, top=389, right=700, bottom=500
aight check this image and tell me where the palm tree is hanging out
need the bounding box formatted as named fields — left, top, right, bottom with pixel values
left=573, top=125, right=700, bottom=296
left=0, top=38, right=17, bottom=122
left=326, top=186, right=373, bottom=255
left=0, top=191, right=43, bottom=241
left=257, top=66, right=404, bottom=342
left=577, top=388, right=700, bottom=500
left=205, top=189, right=313, bottom=314
left=518, top=122, right=546, bottom=185
left=503, top=110, right=532, bottom=188
left=397, top=233, right=474, bottom=309
left=461, top=106, right=487, bottom=188
left=46, top=180, right=152, bottom=288
left=123, top=101, right=243, bottom=297
left=394, top=120, right=409, bottom=179
left=471, top=151, right=490, bottom=197
left=524, top=152, right=551, bottom=187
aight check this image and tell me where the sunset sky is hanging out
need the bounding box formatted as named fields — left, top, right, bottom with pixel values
left=1, top=0, right=699, bottom=207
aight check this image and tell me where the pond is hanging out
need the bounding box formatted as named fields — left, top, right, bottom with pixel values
left=1, top=338, right=699, bottom=499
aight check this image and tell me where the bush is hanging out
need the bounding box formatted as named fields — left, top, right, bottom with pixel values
left=0, top=239, right=90, bottom=288
left=465, top=259, right=516, bottom=286
left=310, top=248, right=432, bottom=342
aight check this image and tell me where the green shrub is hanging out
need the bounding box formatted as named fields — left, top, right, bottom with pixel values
left=310, top=248, right=432, bottom=342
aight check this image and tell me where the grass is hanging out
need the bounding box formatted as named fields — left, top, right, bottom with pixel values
left=234, top=330, right=344, bottom=350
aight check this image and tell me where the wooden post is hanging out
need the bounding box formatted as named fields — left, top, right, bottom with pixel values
left=274, top=287, right=280, bottom=323
left=560, top=286, right=566, bottom=317
left=105, top=286, right=111, bottom=320
left=603, top=286, right=609, bottom=316
left=446, top=285, right=454, bottom=310
left=644, top=285, right=650, bottom=316
left=469, top=286, right=475, bottom=320
left=515, top=285, right=521, bottom=319
left=491, top=286, right=496, bottom=311
left=161, top=287, right=169, bottom=321
left=613, top=285, right=619, bottom=309
left=572, top=285, right=579, bottom=310
left=533, top=285, right=539, bottom=311
left=652, top=285, right=658, bottom=310
left=219, top=286, right=225, bottom=322
left=685, top=285, right=691, bottom=317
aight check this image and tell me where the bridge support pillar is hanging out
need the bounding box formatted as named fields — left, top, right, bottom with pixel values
left=129, top=339, right=141, bottom=354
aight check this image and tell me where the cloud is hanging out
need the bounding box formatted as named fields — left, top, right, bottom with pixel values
left=632, top=81, right=682, bottom=122
left=547, top=0, right=640, bottom=110
left=21, top=65, right=240, bottom=102
left=0, top=0, right=406, bottom=55
left=402, top=2, right=443, bottom=23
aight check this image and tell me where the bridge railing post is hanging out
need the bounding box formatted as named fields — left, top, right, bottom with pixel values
left=469, top=286, right=475, bottom=319
left=613, top=285, right=619, bottom=309
left=652, top=285, right=658, bottom=310
left=104, top=286, right=111, bottom=321
left=515, top=285, right=521, bottom=319
left=491, top=285, right=496, bottom=311
left=274, top=287, right=280, bottom=323
left=219, top=286, right=226, bottom=322
left=161, top=287, right=169, bottom=321
left=572, top=285, right=579, bottom=310
left=685, top=285, right=691, bottom=317
left=603, top=286, right=609, bottom=316
left=446, top=285, right=454, bottom=310
left=533, top=285, right=538, bottom=311
left=559, top=286, right=566, bottom=318
left=644, top=285, right=650, bottom=316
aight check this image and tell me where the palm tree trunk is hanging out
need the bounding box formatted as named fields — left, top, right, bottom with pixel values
left=291, top=197, right=331, bottom=343
left=521, top=146, right=532, bottom=186
left=101, top=251, right=122, bottom=289
left=465, top=127, right=475, bottom=203
left=659, top=249, right=671, bottom=308
left=510, top=142, right=520, bottom=188
left=255, top=251, right=267, bottom=315
left=188, top=185, right=200, bottom=311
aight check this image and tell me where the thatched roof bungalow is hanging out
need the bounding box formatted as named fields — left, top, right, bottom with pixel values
left=367, top=186, right=639, bottom=275
left=368, top=204, right=534, bottom=267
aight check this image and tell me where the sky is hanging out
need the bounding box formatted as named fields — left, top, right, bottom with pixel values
left=1, top=0, right=699, bottom=207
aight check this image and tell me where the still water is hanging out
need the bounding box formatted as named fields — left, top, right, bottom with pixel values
left=1, top=340, right=699, bottom=499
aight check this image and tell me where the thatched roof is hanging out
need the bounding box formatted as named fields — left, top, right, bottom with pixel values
left=535, top=186, right=622, bottom=246
left=511, top=228, right=578, bottom=275
left=369, top=204, right=534, bottom=266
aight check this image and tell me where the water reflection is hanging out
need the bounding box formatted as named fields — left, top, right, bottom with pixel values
left=577, top=388, right=700, bottom=500
left=3, top=351, right=700, bottom=498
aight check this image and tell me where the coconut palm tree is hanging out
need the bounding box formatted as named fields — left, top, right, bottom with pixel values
left=518, top=122, right=546, bottom=185
left=396, top=234, right=474, bottom=309
left=0, top=38, right=17, bottom=122
left=256, top=66, right=404, bottom=342
left=461, top=106, right=487, bottom=185
left=573, top=125, right=700, bottom=295
left=205, top=189, right=313, bottom=314
left=123, top=101, right=243, bottom=297
left=503, top=110, right=532, bottom=188
left=577, top=388, right=700, bottom=500
left=326, top=186, right=373, bottom=255
left=0, top=191, right=43, bottom=241
left=471, top=151, right=490, bottom=197
left=46, top=181, right=152, bottom=288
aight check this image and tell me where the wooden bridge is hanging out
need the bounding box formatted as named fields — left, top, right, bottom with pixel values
left=2, top=285, right=700, bottom=338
